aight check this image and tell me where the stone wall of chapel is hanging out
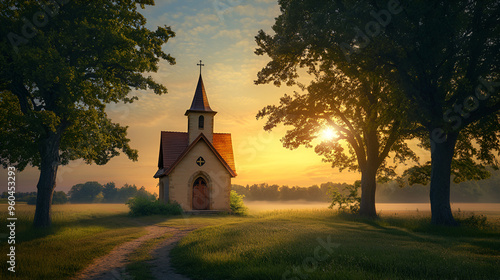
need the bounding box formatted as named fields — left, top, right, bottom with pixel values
left=168, top=140, right=231, bottom=211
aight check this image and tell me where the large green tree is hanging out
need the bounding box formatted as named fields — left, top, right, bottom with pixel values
left=255, top=0, right=499, bottom=225
left=0, top=0, right=175, bottom=227
left=256, top=69, right=417, bottom=217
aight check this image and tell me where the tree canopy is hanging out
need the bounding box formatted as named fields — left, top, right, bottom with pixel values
left=0, top=0, right=175, bottom=226
left=255, top=0, right=499, bottom=225
left=256, top=68, right=418, bottom=217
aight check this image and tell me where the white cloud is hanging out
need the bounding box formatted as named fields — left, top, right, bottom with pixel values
left=212, top=29, right=243, bottom=39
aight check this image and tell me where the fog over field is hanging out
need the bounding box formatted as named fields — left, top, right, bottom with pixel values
left=244, top=200, right=500, bottom=214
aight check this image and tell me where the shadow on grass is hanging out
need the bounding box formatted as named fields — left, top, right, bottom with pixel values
left=333, top=212, right=500, bottom=256
left=334, top=211, right=499, bottom=237
left=14, top=213, right=179, bottom=244
left=172, top=211, right=500, bottom=280
left=13, top=208, right=239, bottom=245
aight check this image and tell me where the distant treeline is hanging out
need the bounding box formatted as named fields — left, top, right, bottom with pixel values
left=68, top=181, right=156, bottom=203
left=2, top=181, right=157, bottom=204
left=232, top=170, right=500, bottom=203
left=232, top=183, right=338, bottom=202
left=1, top=191, right=68, bottom=205
left=376, top=184, right=500, bottom=203
left=377, top=171, right=500, bottom=203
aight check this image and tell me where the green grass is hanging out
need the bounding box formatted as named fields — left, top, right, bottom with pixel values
left=0, top=204, right=166, bottom=280
left=171, top=209, right=500, bottom=280
left=0, top=204, right=244, bottom=280
left=2, top=204, right=499, bottom=280
left=158, top=213, right=248, bottom=228
left=124, top=214, right=247, bottom=279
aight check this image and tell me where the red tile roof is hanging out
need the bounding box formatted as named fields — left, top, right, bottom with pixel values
left=157, top=131, right=189, bottom=171
left=155, top=131, right=236, bottom=178
left=213, top=133, right=236, bottom=172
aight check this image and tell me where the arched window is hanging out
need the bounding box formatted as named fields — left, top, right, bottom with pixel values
left=198, top=115, right=204, bottom=129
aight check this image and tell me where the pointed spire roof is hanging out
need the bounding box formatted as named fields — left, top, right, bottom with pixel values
left=185, top=74, right=216, bottom=115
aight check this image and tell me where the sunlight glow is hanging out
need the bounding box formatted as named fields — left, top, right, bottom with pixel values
left=319, top=127, right=338, bottom=141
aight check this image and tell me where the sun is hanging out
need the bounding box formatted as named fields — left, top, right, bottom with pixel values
left=319, top=127, right=338, bottom=141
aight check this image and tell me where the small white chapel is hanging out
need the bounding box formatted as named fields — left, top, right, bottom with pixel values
left=154, top=62, right=237, bottom=211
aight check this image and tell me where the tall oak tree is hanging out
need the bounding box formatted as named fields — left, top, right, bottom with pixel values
left=256, top=69, right=418, bottom=217
left=0, top=0, right=175, bottom=227
left=255, top=0, right=499, bottom=225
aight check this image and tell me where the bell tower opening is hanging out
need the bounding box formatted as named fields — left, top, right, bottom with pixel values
left=199, top=115, right=204, bottom=129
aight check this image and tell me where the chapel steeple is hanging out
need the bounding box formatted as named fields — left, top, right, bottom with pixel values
left=185, top=74, right=215, bottom=114
left=185, top=61, right=217, bottom=144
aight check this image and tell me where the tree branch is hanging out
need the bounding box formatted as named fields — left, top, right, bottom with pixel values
left=331, top=106, right=366, bottom=162
left=463, top=101, right=500, bottom=128
left=378, top=120, right=401, bottom=166
left=324, top=117, right=367, bottom=167
left=8, top=79, right=33, bottom=116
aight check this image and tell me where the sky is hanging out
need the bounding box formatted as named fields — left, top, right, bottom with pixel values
left=3, top=0, right=429, bottom=194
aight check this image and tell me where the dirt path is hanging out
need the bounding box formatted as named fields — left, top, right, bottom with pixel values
left=73, top=225, right=199, bottom=280
left=147, top=227, right=198, bottom=280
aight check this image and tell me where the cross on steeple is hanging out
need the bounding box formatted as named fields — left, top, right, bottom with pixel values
left=197, top=60, right=205, bottom=75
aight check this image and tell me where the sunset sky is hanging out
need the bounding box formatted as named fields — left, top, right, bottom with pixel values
left=4, top=0, right=428, bottom=194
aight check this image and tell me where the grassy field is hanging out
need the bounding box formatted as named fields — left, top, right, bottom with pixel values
left=0, top=204, right=245, bottom=280
left=1, top=203, right=499, bottom=279
left=171, top=209, right=500, bottom=280
left=0, top=204, right=155, bottom=280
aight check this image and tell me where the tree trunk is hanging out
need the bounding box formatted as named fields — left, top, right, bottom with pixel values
left=429, top=132, right=459, bottom=226
left=33, top=131, right=61, bottom=227
left=359, top=165, right=377, bottom=218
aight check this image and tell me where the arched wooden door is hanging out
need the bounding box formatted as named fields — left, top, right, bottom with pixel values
left=192, top=177, right=209, bottom=210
